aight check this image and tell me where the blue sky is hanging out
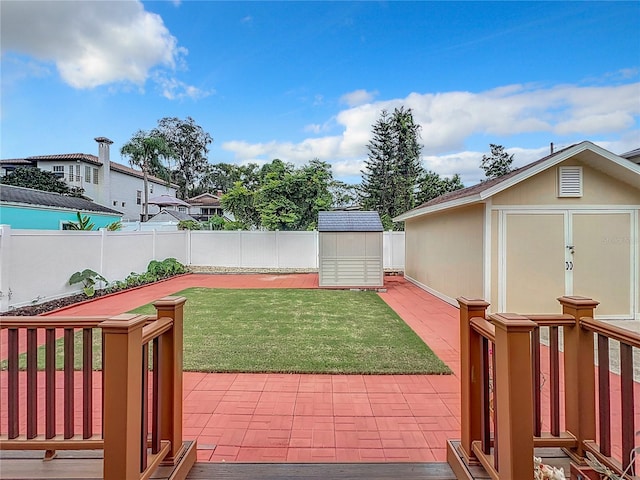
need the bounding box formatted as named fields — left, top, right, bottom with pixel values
left=2, top=1, right=639, bottom=186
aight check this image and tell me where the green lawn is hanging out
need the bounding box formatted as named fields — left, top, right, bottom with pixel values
left=3, top=288, right=451, bottom=375
left=130, top=288, right=451, bottom=375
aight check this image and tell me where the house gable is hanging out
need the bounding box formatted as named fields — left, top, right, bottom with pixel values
left=395, top=141, right=640, bottom=221
left=492, top=158, right=640, bottom=206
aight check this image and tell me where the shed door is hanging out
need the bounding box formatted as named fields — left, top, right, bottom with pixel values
left=503, top=213, right=566, bottom=314
left=501, top=211, right=635, bottom=318
left=570, top=212, right=633, bottom=318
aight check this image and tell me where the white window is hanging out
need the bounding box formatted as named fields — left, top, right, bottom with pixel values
left=136, top=190, right=142, bottom=205
left=93, top=168, right=99, bottom=184
left=558, top=166, right=583, bottom=197
left=178, top=206, right=186, bottom=213
left=113, top=201, right=118, bottom=206
left=68, top=165, right=74, bottom=181
left=85, top=166, right=91, bottom=182
left=52, top=165, right=64, bottom=178
left=75, top=165, right=81, bottom=181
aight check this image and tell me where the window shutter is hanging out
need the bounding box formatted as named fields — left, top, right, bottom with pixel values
left=558, top=166, right=582, bottom=197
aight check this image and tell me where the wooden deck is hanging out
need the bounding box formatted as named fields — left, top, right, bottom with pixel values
left=0, top=442, right=578, bottom=480
left=0, top=450, right=456, bottom=480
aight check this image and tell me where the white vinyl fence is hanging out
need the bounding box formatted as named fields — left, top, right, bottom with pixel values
left=0, top=226, right=404, bottom=312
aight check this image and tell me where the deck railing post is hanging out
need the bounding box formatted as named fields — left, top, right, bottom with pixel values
left=457, top=297, right=490, bottom=464
left=558, top=296, right=598, bottom=461
left=154, top=296, right=188, bottom=464
left=491, top=313, right=537, bottom=479
left=100, top=314, right=148, bottom=480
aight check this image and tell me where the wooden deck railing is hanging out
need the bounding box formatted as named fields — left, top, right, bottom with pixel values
left=0, top=296, right=187, bottom=480
left=456, top=296, right=638, bottom=480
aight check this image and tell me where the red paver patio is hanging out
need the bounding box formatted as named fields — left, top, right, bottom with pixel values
left=3, top=273, right=635, bottom=464
left=37, top=273, right=462, bottom=462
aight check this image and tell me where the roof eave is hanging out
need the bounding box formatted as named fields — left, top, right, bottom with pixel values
left=394, top=193, right=484, bottom=221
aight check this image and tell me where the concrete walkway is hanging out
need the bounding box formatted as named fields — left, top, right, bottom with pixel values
left=46, top=273, right=463, bottom=462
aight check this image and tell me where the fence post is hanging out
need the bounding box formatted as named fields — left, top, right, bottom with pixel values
left=0, top=225, right=12, bottom=313
left=558, top=296, right=598, bottom=461
left=491, top=313, right=537, bottom=479
left=154, top=296, right=187, bottom=464
left=101, top=314, right=148, bottom=480
left=457, top=297, right=490, bottom=464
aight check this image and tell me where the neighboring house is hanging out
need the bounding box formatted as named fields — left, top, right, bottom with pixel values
left=147, top=208, right=197, bottom=225
left=0, top=184, right=122, bottom=230
left=395, top=141, right=640, bottom=320
left=621, top=147, right=640, bottom=165
left=187, top=192, right=227, bottom=221
left=0, top=137, right=178, bottom=221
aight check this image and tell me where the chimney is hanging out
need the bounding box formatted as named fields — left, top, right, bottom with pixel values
left=95, top=137, right=113, bottom=207
left=550, top=142, right=554, bottom=154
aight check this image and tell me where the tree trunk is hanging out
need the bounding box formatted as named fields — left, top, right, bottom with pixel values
left=143, top=171, right=149, bottom=221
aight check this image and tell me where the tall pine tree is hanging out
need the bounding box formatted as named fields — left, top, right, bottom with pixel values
left=361, top=107, right=424, bottom=230
left=391, top=107, right=423, bottom=217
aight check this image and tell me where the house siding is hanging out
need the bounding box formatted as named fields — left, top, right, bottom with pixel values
left=35, top=160, right=176, bottom=222
left=404, top=204, right=484, bottom=303
left=0, top=204, right=121, bottom=230
left=492, top=159, right=640, bottom=206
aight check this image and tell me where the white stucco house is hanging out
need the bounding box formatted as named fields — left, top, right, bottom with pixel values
left=0, top=137, right=178, bottom=222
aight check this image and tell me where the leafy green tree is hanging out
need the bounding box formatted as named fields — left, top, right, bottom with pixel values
left=1, top=166, right=84, bottom=197
left=481, top=144, right=514, bottom=180
left=219, top=159, right=335, bottom=231
left=329, top=180, right=359, bottom=210
left=361, top=107, right=424, bottom=230
left=416, top=170, right=465, bottom=204
left=155, top=116, right=213, bottom=199
left=120, top=130, right=173, bottom=221
left=259, top=197, right=300, bottom=230
left=221, top=181, right=261, bottom=229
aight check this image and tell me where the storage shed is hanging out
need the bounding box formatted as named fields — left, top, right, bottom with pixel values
left=395, top=141, right=640, bottom=319
left=318, top=211, right=384, bottom=288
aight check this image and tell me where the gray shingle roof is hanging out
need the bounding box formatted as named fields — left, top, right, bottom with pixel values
left=317, top=211, right=383, bottom=232
left=148, top=209, right=196, bottom=222
left=0, top=184, right=122, bottom=215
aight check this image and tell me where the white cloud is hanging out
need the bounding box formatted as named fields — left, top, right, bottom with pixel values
left=0, top=0, right=201, bottom=97
left=340, top=89, right=379, bottom=107
left=153, top=73, right=213, bottom=100
left=222, top=81, right=639, bottom=184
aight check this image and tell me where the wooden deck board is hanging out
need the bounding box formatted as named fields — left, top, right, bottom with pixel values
left=0, top=450, right=457, bottom=480
left=185, top=462, right=457, bottom=479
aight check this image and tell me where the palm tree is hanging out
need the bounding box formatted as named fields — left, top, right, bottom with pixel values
left=120, top=130, right=173, bottom=221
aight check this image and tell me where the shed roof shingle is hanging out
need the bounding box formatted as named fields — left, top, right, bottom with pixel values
left=317, top=211, right=383, bottom=232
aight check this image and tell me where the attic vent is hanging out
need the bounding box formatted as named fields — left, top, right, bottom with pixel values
left=558, top=166, right=583, bottom=197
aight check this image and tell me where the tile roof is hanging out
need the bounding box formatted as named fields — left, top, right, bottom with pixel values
left=317, top=211, right=383, bottom=232
left=0, top=184, right=122, bottom=215
left=0, top=155, right=177, bottom=188
left=27, top=153, right=102, bottom=166
left=188, top=193, right=222, bottom=207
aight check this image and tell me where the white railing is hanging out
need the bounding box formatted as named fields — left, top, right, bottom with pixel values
left=0, top=226, right=404, bottom=312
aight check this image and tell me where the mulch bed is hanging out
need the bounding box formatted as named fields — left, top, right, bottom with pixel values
left=0, top=290, right=114, bottom=316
